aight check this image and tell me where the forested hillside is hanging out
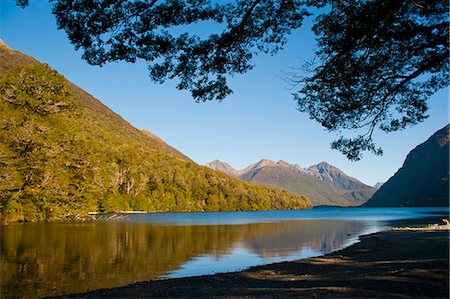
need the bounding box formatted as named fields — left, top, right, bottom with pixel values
left=0, top=42, right=310, bottom=223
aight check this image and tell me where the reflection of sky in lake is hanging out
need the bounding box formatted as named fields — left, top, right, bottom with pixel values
left=167, top=219, right=385, bottom=278
left=1, top=207, right=447, bottom=298
left=167, top=246, right=321, bottom=278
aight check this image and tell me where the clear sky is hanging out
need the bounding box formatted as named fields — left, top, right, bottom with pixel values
left=1, top=1, right=448, bottom=186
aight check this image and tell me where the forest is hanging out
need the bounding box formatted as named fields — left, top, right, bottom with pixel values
left=0, top=47, right=310, bottom=223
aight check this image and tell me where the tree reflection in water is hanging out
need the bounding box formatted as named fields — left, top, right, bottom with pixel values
left=1, top=219, right=367, bottom=298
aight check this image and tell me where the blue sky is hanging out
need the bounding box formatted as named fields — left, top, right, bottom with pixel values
left=1, top=1, right=448, bottom=186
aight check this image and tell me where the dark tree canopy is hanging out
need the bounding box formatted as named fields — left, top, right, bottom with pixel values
left=292, top=0, right=449, bottom=160
left=18, top=0, right=310, bottom=102
left=17, top=0, right=449, bottom=160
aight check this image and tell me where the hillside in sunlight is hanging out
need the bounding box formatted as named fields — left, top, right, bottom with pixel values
left=207, top=159, right=375, bottom=206
left=0, top=41, right=310, bottom=223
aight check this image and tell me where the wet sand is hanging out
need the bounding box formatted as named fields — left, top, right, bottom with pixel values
left=61, top=228, right=449, bottom=298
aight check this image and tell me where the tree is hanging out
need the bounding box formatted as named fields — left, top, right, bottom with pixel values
left=17, top=0, right=449, bottom=159
left=290, top=0, right=449, bottom=160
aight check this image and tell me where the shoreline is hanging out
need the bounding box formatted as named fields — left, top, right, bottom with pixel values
left=3, top=207, right=447, bottom=225
left=60, top=227, right=449, bottom=298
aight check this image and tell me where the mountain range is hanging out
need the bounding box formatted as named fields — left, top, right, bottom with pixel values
left=206, top=160, right=376, bottom=206
left=364, top=125, right=449, bottom=207
left=0, top=41, right=310, bottom=223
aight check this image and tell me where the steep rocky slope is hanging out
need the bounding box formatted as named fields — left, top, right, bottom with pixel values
left=364, top=125, right=449, bottom=207
left=307, top=162, right=370, bottom=190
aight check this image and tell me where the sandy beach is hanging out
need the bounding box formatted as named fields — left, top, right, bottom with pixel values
left=61, top=227, right=449, bottom=298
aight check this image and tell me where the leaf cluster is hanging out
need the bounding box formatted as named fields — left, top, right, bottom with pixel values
left=22, top=0, right=309, bottom=102
left=294, top=0, right=449, bottom=159
left=1, top=64, right=76, bottom=114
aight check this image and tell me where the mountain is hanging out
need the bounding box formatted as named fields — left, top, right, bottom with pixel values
left=364, top=125, right=449, bottom=207
left=238, top=160, right=355, bottom=206
left=373, top=182, right=384, bottom=189
left=307, top=162, right=370, bottom=191
left=206, top=160, right=239, bottom=177
left=0, top=41, right=310, bottom=223
left=207, top=159, right=376, bottom=206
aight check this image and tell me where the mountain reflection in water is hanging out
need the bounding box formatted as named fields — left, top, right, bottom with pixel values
left=1, top=219, right=368, bottom=298
left=243, top=220, right=364, bottom=258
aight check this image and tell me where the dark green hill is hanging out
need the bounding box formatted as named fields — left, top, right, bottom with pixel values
left=0, top=42, right=310, bottom=223
left=364, top=125, right=449, bottom=207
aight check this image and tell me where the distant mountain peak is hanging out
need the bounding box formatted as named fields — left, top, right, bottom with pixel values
left=239, top=159, right=270, bottom=170
left=373, top=182, right=384, bottom=189
left=252, top=159, right=306, bottom=172
left=307, top=162, right=372, bottom=191
left=314, top=162, right=340, bottom=173
left=206, top=159, right=235, bottom=168
left=207, top=158, right=375, bottom=207
left=205, top=160, right=239, bottom=176
left=257, top=159, right=277, bottom=166
left=277, top=160, right=291, bottom=167
left=207, top=159, right=223, bottom=166
left=316, top=161, right=331, bottom=167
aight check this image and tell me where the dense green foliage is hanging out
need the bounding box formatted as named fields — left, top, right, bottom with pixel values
left=18, top=0, right=310, bottom=102
left=16, top=0, right=449, bottom=159
left=294, top=0, right=449, bottom=160
left=0, top=47, right=310, bottom=223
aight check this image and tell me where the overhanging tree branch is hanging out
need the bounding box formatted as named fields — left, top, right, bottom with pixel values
left=16, top=0, right=449, bottom=160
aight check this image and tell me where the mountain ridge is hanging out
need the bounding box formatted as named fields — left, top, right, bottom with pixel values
left=373, top=182, right=384, bottom=189
left=364, top=125, right=449, bottom=207
left=206, top=159, right=376, bottom=206
left=306, top=162, right=370, bottom=191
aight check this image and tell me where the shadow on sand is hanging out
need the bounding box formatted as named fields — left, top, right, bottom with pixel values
left=61, top=230, right=449, bottom=298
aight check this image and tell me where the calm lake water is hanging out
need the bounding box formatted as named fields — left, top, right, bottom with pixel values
left=1, top=207, right=448, bottom=298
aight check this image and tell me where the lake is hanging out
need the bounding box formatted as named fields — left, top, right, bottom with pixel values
left=1, top=207, right=448, bottom=298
